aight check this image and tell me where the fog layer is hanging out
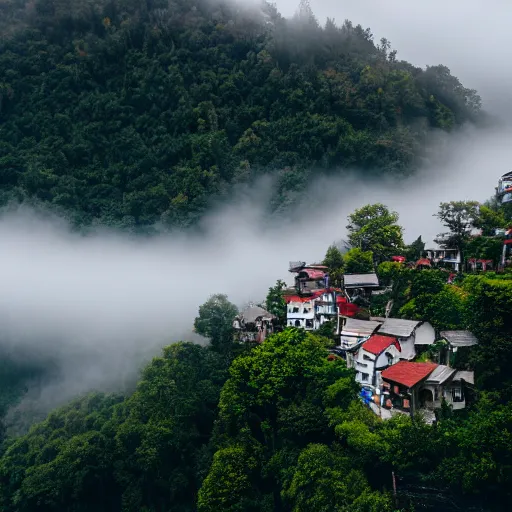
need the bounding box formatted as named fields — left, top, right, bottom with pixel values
left=0, top=124, right=509, bottom=419
left=274, top=0, right=512, bottom=118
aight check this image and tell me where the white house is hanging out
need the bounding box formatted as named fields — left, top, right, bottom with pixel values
left=353, top=334, right=402, bottom=389
left=285, top=290, right=337, bottom=330
left=425, top=248, right=462, bottom=272
left=420, top=366, right=474, bottom=412
left=375, top=318, right=435, bottom=359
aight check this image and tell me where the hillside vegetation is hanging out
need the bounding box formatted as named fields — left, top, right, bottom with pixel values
left=1, top=199, right=512, bottom=512
left=0, top=0, right=481, bottom=230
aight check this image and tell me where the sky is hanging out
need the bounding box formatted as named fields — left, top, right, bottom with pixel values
left=2, top=0, right=512, bottom=424
left=273, top=0, right=512, bottom=118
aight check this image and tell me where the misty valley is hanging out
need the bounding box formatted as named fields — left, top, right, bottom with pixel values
left=0, top=0, right=511, bottom=511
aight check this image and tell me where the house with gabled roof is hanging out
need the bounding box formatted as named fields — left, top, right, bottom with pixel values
left=379, top=361, right=474, bottom=423
left=284, top=261, right=359, bottom=332
left=375, top=318, right=435, bottom=360
left=353, top=334, right=402, bottom=389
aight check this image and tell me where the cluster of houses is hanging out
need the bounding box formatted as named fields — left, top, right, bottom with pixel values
left=339, top=317, right=477, bottom=423
left=232, top=260, right=478, bottom=424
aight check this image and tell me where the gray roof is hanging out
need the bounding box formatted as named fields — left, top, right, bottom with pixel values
left=453, top=371, right=475, bottom=385
left=440, top=330, right=478, bottom=347
left=341, top=318, right=382, bottom=336
left=240, top=305, right=275, bottom=324
left=425, top=365, right=456, bottom=384
left=377, top=318, right=421, bottom=337
left=343, top=273, right=380, bottom=288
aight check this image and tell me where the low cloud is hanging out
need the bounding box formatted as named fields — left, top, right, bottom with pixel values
left=0, top=122, right=509, bottom=427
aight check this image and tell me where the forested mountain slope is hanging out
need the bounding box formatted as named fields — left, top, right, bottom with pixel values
left=0, top=0, right=481, bottom=230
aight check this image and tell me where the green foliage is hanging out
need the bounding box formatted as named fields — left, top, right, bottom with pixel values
left=0, top=1, right=480, bottom=229
left=346, top=204, right=404, bottom=263
left=194, top=294, right=238, bottom=353
left=434, top=201, right=480, bottom=256
left=474, top=205, right=506, bottom=236
left=404, top=235, right=425, bottom=261
left=464, top=276, right=512, bottom=396
left=323, top=244, right=344, bottom=286
left=343, top=248, right=375, bottom=274
left=0, top=342, right=230, bottom=512
left=434, top=394, right=512, bottom=496
left=265, top=279, right=287, bottom=326
left=200, top=328, right=380, bottom=510
left=465, top=236, right=504, bottom=266
left=409, top=270, right=446, bottom=298
left=197, top=446, right=260, bottom=512
left=281, top=443, right=392, bottom=512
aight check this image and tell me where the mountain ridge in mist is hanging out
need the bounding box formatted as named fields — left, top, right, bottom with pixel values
left=0, top=0, right=483, bottom=232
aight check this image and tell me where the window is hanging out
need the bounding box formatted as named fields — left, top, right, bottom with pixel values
left=452, top=387, right=463, bottom=402
left=303, top=308, right=310, bottom=314
left=288, top=321, right=293, bottom=326
left=434, top=388, right=439, bottom=401
left=363, top=354, right=372, bottom=361
left=385, top=352, right=393, bottom=366
left=305, top=319, right=313, bottom=328
left=292, top=307, right=299, bottom=313
left=362, top=373, right=369, bottom=382
left=294, top=320, right=301, bottom=327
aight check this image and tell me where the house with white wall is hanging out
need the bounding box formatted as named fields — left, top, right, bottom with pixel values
left=353, top=334, right=402, bottom=389
left=425, top=248, right=462, bottom=271
left=375, top=318, right=435, bottom=360
left=285, top=290, right=337, bottom=330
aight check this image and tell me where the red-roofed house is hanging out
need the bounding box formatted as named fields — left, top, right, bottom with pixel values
left=380, top=362, right=438, bottom=418
left=285, top=290, right=338, bottom=330
left=353, top=334, right=402, bottom=389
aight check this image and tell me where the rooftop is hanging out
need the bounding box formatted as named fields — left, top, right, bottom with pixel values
left=453, top=370, right=475, bottom=385
left=381, top=361, right=438, bottom=388
left=343, top=273, right=380, bottom=288
left=440, top=330, right=479, bottom=347
left=378, top=318, right=422, bottom=338
left=362, top=334, right=400, bottom=356
left=240, top=305, right=275, bottom=324
left=425, top=365, right=456, bottom=385
left=298, top=268, right=325, bottom=280
left=341, top=318, right=382, bottom=335
left=284, top=289, right=334, bottom=303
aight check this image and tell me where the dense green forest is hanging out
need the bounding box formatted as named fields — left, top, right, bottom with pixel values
left=0, top=0, right=481, bottom=230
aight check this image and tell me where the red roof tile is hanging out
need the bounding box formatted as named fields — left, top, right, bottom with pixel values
left=381, top=361, right=438, bottom=388
left=362, top=334, right=400, bottom=355
left=300, top=268, right=325, bottom=279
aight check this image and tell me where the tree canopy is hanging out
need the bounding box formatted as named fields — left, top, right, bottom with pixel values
left=0, top=0, right=482, bottom=230
left=346, top=203, right=404, bottom=262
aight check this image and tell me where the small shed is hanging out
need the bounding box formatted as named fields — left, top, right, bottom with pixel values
left=343, top=273, right=380, bottom=289
left=440, top=330, right=479, bottom=347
